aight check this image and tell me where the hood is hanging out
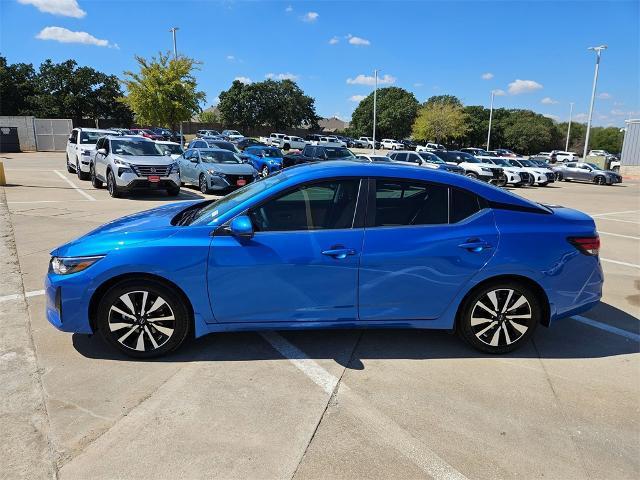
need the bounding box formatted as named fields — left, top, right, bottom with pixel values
left=113, top=155, right=176, bottom=166
left=78, top=144, right=98, bottom=151
left=52, top=200, right=201, bottom=258
left=439, top=164, right=464, bottom=172
left=205, top=163, right=257, bottom=174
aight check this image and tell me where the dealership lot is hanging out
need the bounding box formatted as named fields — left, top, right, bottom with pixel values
left=2, top=152, right=639, bottom=479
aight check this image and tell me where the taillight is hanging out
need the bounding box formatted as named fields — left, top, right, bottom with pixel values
left=569, top=236, right=600, bottom=256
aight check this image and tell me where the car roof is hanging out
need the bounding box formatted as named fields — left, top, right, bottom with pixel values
left=77, top=128, right=115, bottom=133
left=155, top=141, right=180, bottom=145
left=106, top=135, right=152, bottom=141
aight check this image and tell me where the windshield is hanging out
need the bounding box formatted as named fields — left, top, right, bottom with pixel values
left=325, top=147, right=355, bottom=159
left=227, top=131, right=241, bottom=135
left=111, top=139, right=162, bottom=156
left=586, top=163, right=602, bottom=170
left=418, top=152, right=444, bottom=164
left=207, top=141, right=239, bottom=153
left=261, top=148, right=283, bottom=158
left=507, top=160, right=523, bottom=167
left=491, top=158, right=511, bottom=167
left=368, top=156, right=391, bottom=162
left=200, top=150, right=242, bottom=164
left=191, top=172, right=287, bottom=225
left=157, top=143, right=183, bottom=155
left=80, top=131, right=110, bottom=144
left=519, top=159, right=536, bottom=167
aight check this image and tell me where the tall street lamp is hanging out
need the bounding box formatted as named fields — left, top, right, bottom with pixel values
left=583, top=45, right=607, bottom=159
left=566, top=102, right=574, bottom=151
left=372, top=69, right=379, bottom=153
left=486, top=90, right=495, bottom=151
left=169, top=27, right=183, bottom=145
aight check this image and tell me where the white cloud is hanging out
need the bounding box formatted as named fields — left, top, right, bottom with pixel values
left=598, top=92, right=612, bottom=100
left=347, top=74, right=396, bottom=86
left=302, top=11, right=319, bottom=22
left=611, top=109, right=640, bottom=117
left=234, top=76, right=252, bottom=84
left=492, top=89, right=506, bottom=96
left=541, top=97, right=559, bottom=105
left=543, top=114, right=560, bottom=121
left=347, top=34, right=370, bottom=46
left=413, top=82, right=424, bottom=87
left=35, top=26, right=115, bottom=47
left=226, top=55, right=235, bottom=61
left=18, top=0, right=85, bottom=18
left=507, top=79, right=543, bottom=95
left=613, top=101, right=624, bottom=106
left=328, top=36, right=339, bottom=45
left=265, top=72, right=299, bottom=81
left=481, top=72, right=494, bottom=80
left=349, top=95, right=366, bottom=102
left=285, top=5, right=292, bottom=12
left=574, top=113, right=588, bottom=122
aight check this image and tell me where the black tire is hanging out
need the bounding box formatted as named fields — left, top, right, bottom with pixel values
left=96, top=279, right=190, bottom=359
left=283, top=143, right=290, bottom=151
left=556, top=172, right=563, bottom=181
left=594, top=175, right=606, bottom=185
left=66, top=154, right=74, bottom=173
left=106, top=170, right=121, bottom=198
left=457, top=281, right=540, bottom=354
left=90, top=163, right=103, bottom=188
left=612, top=166, right=620, bottom=173
left=199, top=174, right=210, bottom=194
left=465, top=172, right=479, bottom=180
left=526, top=175, right=535, bottom=187
left=76, top=157, right=89, bottom=180
left=261, top=165, right=269, bottom=178
left=538, top=182, right=549, bottom=187
left=166, top=185, right=180, bottom=197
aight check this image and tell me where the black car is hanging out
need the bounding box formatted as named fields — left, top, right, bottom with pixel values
left=399, top=139, right=417, bottom=151
left=236, top=138, right=267, bottom=151
left=150, top=127, right=174, bottom=141
left=282, top=145, right=356, bottom=169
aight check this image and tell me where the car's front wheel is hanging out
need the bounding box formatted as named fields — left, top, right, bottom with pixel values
left=457, top=281, right=540, bottom=354
left=199, top=174, right=210, bottom=194
left=76, top=157, right=89, bottom=180
left=594, top=175, right=606, bottom=185
left=90, top=163, right=103, bottom=188
left=97, top=279, right=190, bottom=358
left=66, top=154, right=74, bottom=173
left=107, top=170, right=121, bottom=198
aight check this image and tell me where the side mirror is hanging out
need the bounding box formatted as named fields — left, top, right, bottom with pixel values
left=97, top=148, right=107, bottom=155
left=190, top=158, right=199, bottom=163
left=164, top=151, right=172, bottom=156
left=228, top=215, right=254, bottom=239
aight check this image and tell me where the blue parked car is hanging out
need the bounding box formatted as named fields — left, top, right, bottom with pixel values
left=45, top=161, right=603, bottom=358
left=241, top=146, right=284, bottom=177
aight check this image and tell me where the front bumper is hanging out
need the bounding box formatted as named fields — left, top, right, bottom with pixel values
left=115, top=170, right=181, bottom=190
left=207, top=173, right=257, bottom=191
left=45, top=273, right=93, bottom=334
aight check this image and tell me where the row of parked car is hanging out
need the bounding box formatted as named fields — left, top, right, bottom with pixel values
left=65, top=127, right=623, bottom=200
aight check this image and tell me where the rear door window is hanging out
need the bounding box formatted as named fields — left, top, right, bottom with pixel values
left=372, top=180, right=448, bottom=227
left=450, top=188, right=481, bottom=223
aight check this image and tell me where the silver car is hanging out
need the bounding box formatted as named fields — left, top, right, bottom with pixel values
left=554, top=162, right=622, bottom=185
left=91, top=136, right=181, bottom=198
left=178, top=148, right=258, bottom=194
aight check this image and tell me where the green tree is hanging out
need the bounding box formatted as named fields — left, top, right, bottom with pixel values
left=217, top=79, right=319, bottom=131
left=412, top=102, right=469, bottom=144
left=350, top=87, right=419, bottom=139
left=121, top=52, right=206, bottom=129
left=0, top=56, right=37, bottom=115
left=424, top=95, right=463, bottom=108
left=589, top=126, right=624, bottom=153
left=198, top=109, right=220, bottom=123
left=500, top=110, right=556, bottom=154
left=462, top=105, right=490, bottom=148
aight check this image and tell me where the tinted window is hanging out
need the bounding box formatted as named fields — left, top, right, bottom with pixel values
left=373, top=181, right=448, bottom=227
left=250, top=180, right=360, bottom=232
left=394, top=153, right=408, bottom=162
left=111, top=139, right=161, bottom=156
left=450, top=188, right=481, bottom=223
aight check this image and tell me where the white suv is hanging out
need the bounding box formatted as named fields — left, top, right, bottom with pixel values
left=66, top=128, right=116, bottom=180
left=381, top=138, right=404, bottom=150
left=91, top=136, right=181, bottom=198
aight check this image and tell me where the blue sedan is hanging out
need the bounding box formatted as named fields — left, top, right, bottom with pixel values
left=45, top=161, right=603, bottom=358
left=242, top=146, right=284, bottom=177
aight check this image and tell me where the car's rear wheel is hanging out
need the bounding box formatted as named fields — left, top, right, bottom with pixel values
left=458, top=281, right=540, bottom=354
left=90, top=163, right=103, bottom=188
left=465, top=172, right=479, bottom=179
left=594, top=175, right=606, bottom=185
left=199, top=174, right=210, bottom=194
left=556, top=172, right=563, bottom=181
left=66, top=154, right=74, bottom=173
left=107, top=170, right=121, bottom=198
left=526, top=175, right=535, bottom=186
left=76, top=157, right=89, bottom=180
left=97, top=280, right=190, bottom=358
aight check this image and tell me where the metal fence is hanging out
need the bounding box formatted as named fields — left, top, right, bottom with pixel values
left=34, top=118, right=73, bottom=151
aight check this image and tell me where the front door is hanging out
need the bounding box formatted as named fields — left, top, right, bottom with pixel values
left=359, top=179, right=499, bottom=321
left=208, top=178, right=364, bottom=323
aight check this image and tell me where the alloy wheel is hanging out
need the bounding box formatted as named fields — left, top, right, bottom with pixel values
left=261, top=165, right=269, bottom=178
left=595, top=176, right=605, bottom=185
left=200, top=175, right=208, bottom=193
left=107, top=290, right=175, bottom=352
left=469, top=288, right=532, bottom=347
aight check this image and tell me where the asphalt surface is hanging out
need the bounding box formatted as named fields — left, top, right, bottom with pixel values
left=1, top=152, right=639, bottom=480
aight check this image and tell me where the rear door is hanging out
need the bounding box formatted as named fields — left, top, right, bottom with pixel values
left=67, top=129, right=78, bottom=160
left=359, top=179, right=498, bottom=321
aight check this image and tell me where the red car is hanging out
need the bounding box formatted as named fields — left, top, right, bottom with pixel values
left=129, top=129, right=164, bottom=141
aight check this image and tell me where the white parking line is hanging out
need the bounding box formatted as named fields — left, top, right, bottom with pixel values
left=592, top=210, right=640, bottom=217
left=53, top=170, right=96, bottom=201
left=600, top=258, right=640, bottom=269
left=0, top=289, right=45, bottom=303
left=261, top=331, right=469, bottom=480
left=599, top=231, right=640, bottom=240
left=571, top=315, right=640, bottom=342
left=596, top=217, right=640, bottom=225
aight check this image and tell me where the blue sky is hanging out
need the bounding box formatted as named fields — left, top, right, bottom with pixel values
left=1, top=0, right=638, bottom=126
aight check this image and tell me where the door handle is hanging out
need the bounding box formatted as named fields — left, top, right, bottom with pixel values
left=322, top=247, right=356, bottom=259
left=458, top=239, right=493, bottom=252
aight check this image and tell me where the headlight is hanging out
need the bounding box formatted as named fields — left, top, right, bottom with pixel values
left=169, top=162, right=179, bottom=174
left=49, top=255, right=104, bottom=275
left=80, top=149, right=91, bottom=156
left=208, top=169, right=226, bottom=178
left=114, top=158, right=130, bottom=166
left=481, top=167, right=492, bottom=172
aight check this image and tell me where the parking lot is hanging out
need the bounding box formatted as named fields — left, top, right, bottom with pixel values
left=2, top=152, right=639, bottom=479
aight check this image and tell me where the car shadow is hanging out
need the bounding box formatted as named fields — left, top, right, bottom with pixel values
left=122, top=188, right=206, bottom=201
left=72, top=302, right=639, bottom=367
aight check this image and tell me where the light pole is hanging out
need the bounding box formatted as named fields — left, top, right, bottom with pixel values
left=565, top=102, right=574, bottom=151
left=372, top=69, right=379, bottom=153
left=583, top=45, right=607, bottom=159
left=169, top=27, right=183, bottom=145
left=486, top=90, right=495, bottom=151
